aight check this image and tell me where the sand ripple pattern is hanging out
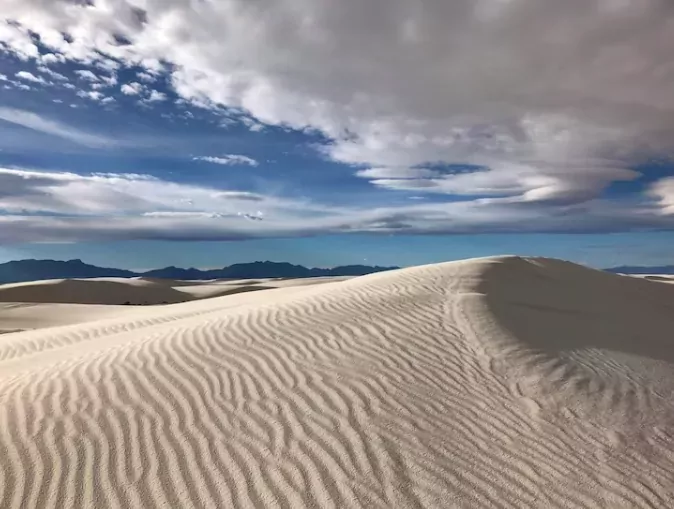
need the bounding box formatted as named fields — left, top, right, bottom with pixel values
left=0, top=256, right=673, bottom=508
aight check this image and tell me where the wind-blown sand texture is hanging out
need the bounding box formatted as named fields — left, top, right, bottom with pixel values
left=0, top=303, right=135, bottom=335
left=0, top=256, right=673, bottom=508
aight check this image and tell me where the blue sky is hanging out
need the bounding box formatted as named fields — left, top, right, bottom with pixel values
left=1, top=1, right=674, bottom=269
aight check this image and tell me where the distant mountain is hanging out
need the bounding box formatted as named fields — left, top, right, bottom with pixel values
left=605, top=265, right=674, bottom=275
left=0, top=259, right=137, bottom=284
left=131, top=261, right=398, bottom=280
left=141, top=266, right=214, bottom=280
left=0, top=259, right=398, bottom=284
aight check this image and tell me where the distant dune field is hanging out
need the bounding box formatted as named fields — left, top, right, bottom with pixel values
left=0, top=257, right=672, bottom=508
left=0, top=276, right=350, bottom=334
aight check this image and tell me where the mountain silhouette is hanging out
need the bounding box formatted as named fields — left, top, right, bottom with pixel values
left=605, top=265, right=674, bottom=275
left=0, top=259, right=399, bottom=284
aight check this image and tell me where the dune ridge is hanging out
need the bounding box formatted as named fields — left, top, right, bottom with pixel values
left=0, top=256, right=672, bottom=508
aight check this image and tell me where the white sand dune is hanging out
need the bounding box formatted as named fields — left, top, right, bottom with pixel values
left=0, top=256, right=673, bottom=508
left=637, top=274, right=674, bottom=284
left=0, top=276, right=347, bottom=307
left=0, top=303, right=137, bottom=334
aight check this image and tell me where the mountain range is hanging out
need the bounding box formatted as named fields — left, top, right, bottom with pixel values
left=0, top=258, right=670, bottom=285
left=604, top=265, right=674, bottom=275
left=0, top=259, right=400, bottom=284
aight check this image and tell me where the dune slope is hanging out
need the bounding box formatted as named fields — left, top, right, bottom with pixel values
left=0, top=303, right=136, bottom=334
left=0, top=256, right=672, bottom=508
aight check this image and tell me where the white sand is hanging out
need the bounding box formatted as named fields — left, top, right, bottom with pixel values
left=0, top=303, right=136, bottom=334
left=633, top=274, right=674, bottom=284
left=0, top=276, right=347, bottom=307
left=0, top=276, right=347, bottom=334
left=0, top=256, right=672, bottom=508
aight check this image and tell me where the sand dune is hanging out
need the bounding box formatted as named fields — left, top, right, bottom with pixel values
left=0, top=256, right=672, bottom=508
left=639, top=275, right=674, bottom=284
left=0, top=303, right=137, bottom=334
left=0, top=275, right=347, bottom=306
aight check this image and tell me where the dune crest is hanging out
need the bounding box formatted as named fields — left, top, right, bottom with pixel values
left=0, top=256, right=672, bottom=508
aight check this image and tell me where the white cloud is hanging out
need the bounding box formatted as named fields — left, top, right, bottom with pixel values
left=77, top=90, right=104, bottom=101
left=145, top=90, right=167, bottom=102
left=99, top=74, right=118, bottom=87
left=94, top=59, right=121, bottom=73
left=143, top=211, right=226, bottom=219
left=0, top=20, right=38, bottom=59
left=2, top=1, right=674, bottom=235
left=74, top=70, right=99, bottom=82
left=0, top=165, right=672, bottom=242
left=40, top=53, right=65, bottom=65
left=3, top=0, right=671, bottom=211
left=356, top=167, right=441, bottom=179
left=15, top=71, right=46, bottom=84
left=120, top=82, right=144, bottom=95
left=137, top=71, right=156, bottom=83
left=37, top=66, right=68, bottom=81
left=194, top=155, right=259, bottom=166
left=0, top=107, right=113, bottom=147
left=0, top=168, right=323, bottom=236
left=240, top=116, right=266, bottom=132
left=650, top=178, right=674, bottom=215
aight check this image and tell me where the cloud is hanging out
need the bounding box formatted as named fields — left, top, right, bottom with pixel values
left=215, top=191, right=265, bottom=201
left=194, top=155, right=259, bottom=166
left=74, top=70, right=99, bottom=82
left=3, top=1, right=674, bottom=234
left=0, top=168, right=304, bottom=216
left=0, top=107, right=113, bottom=148
left=77, top=90, right=105, bottom=101
left=15, top=71, right=46, bottom=84
left=143, top=211, right=227, bottom=219
left=98, top=75, right=118, bottom=87
left=145, top=90, right=167, bottom=102
left=120, top=82, right=144, bottom=95
left=40, top=53, right=65, bottom=65
left=356, top=167, right=441, bottom=179
left=137, top=71, right=156, bottom=83
left=650, top=177, right=674, bottom=215
left=0, top=167, right=340, bottom=241
left=38, top=66, right=68, bottom=81
left=74, top=70, right=116, bottom=90
left=0, top=166, right=672, bottom=243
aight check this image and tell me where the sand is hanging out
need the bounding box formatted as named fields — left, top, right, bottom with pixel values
left=0, top=256, right=672, bottom=508
left=0, top=276, right=349, bottom=307
left=634, top=274, right=674, bottom=284
left=0, top=277, right=347, bottom=334
left=0, top=303, right=136, bottom=334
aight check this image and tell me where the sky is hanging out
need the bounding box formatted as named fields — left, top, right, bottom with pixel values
left=1, top=0, right=674, bottom=269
